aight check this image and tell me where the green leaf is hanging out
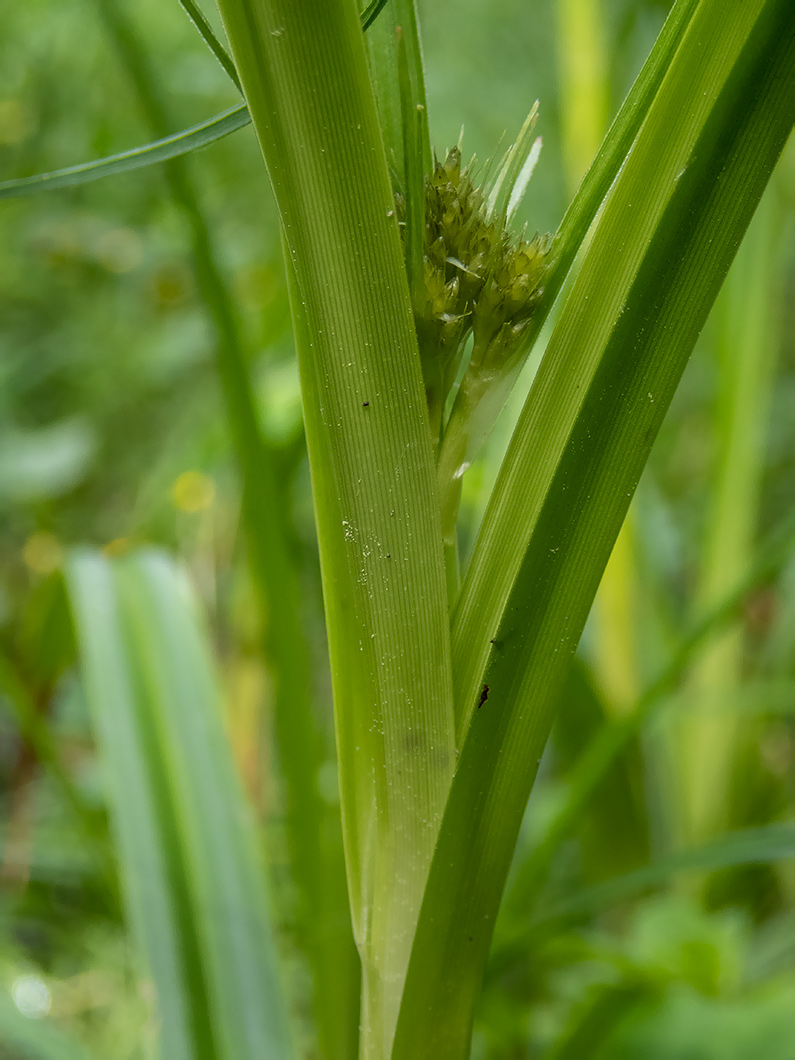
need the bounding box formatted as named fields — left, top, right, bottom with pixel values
left=67, top=550, right=293, bottom=1060
left=361, top=0, right=389, bottom=31
left=394, top=0, right=795, bottom=1055
left=67, top=552, right=209, bottom=1060
left=0, top=104, right=250, bottom=199
left=214, top=0, right=456, bottom=1052
left=367, top=0, right=432, bottom=194
left=543, top=823, right=795, bottom=927
left=177, top=0, right=242, bottom=90
left=490, top=823, right=795, bottom=978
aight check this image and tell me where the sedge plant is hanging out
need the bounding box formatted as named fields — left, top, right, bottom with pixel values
left=3, top=0, right=793, bottom=1057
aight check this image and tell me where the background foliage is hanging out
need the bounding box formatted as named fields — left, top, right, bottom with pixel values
left=1, top=0, right=793, bottom=1056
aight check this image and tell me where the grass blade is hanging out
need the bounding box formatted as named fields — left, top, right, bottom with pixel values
left=177, top=0, right=242, bottom=90
left=67, top=552, right=210, bottom=1060
left=361, top=0, right=389, bottom=32
left=117, top=552, right=293, bottom=1058
left=488, top=821, right=795, bottom=979
left=0, top=104, right=250, bottom=199
left=367, top=0, right=432, bottom=194
left=67, top=550, right=293, bottom=1060
left=394, top=1, right=795, bottom=1055
left=543, top=823, right=795, bottom=927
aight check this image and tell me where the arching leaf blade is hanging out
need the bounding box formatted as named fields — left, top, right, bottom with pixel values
left=394, top=2, right=795, bottom=1056
left=0, top=104, right=251, bottom=200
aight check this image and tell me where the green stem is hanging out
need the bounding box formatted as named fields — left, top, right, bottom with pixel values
left=213, top=1, right=456, bottom=1053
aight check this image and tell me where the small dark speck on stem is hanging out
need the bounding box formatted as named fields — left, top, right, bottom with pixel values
left=477, top=684, right=489, bottom=709
left=362, top=401, right=370, bottom=407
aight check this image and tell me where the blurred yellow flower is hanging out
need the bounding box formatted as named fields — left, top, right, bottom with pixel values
left=23, top=531, right=62, bottom=574
left=172, top=470, right=216, bottom=513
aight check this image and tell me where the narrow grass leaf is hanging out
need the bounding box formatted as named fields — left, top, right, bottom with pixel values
left=545, top=823, right=795, bottom=926
left=68, top=550, right=293, bottom=1060
left=490, top=822, right=795, bottom=979
left=396, top=24, right=426, bottom=308
left=361, top=0, right=389, bottom=31
left=679, top=191, right=783, bottom=844
left=395, top=1, right=795, bottom=1055
left=114, top=552, right=293, bottom=1059
left=67, top=552, right=205, bottom=1060
left=0, top=105, right=250, bottom=199
left=177, top=0, right=241, bottom=90
left=501, top=512, right=795, bottom=921
left=367, top=0, right=433, bottom=192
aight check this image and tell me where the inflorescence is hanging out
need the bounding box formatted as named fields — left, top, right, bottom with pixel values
left=395, top=146, right=549, bottom=434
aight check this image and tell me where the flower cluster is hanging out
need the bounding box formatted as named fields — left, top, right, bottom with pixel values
left=396, top=146, right=549, bottom=412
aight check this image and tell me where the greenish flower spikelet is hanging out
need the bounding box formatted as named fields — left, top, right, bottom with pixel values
left=396, top=146, right=549, bottom=423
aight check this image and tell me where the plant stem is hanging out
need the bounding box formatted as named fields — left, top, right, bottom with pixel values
left=214, top=0, right=456, bottom=1052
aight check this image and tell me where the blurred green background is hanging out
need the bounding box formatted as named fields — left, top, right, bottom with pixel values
left=1, top=0, right=794, bottom=1056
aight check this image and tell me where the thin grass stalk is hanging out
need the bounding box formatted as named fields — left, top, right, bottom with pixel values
left=679, top=188, right=782, bottom=845
left=555, top=0, right=642, bottom=715
left=555, top=0, right=608, bottom=191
